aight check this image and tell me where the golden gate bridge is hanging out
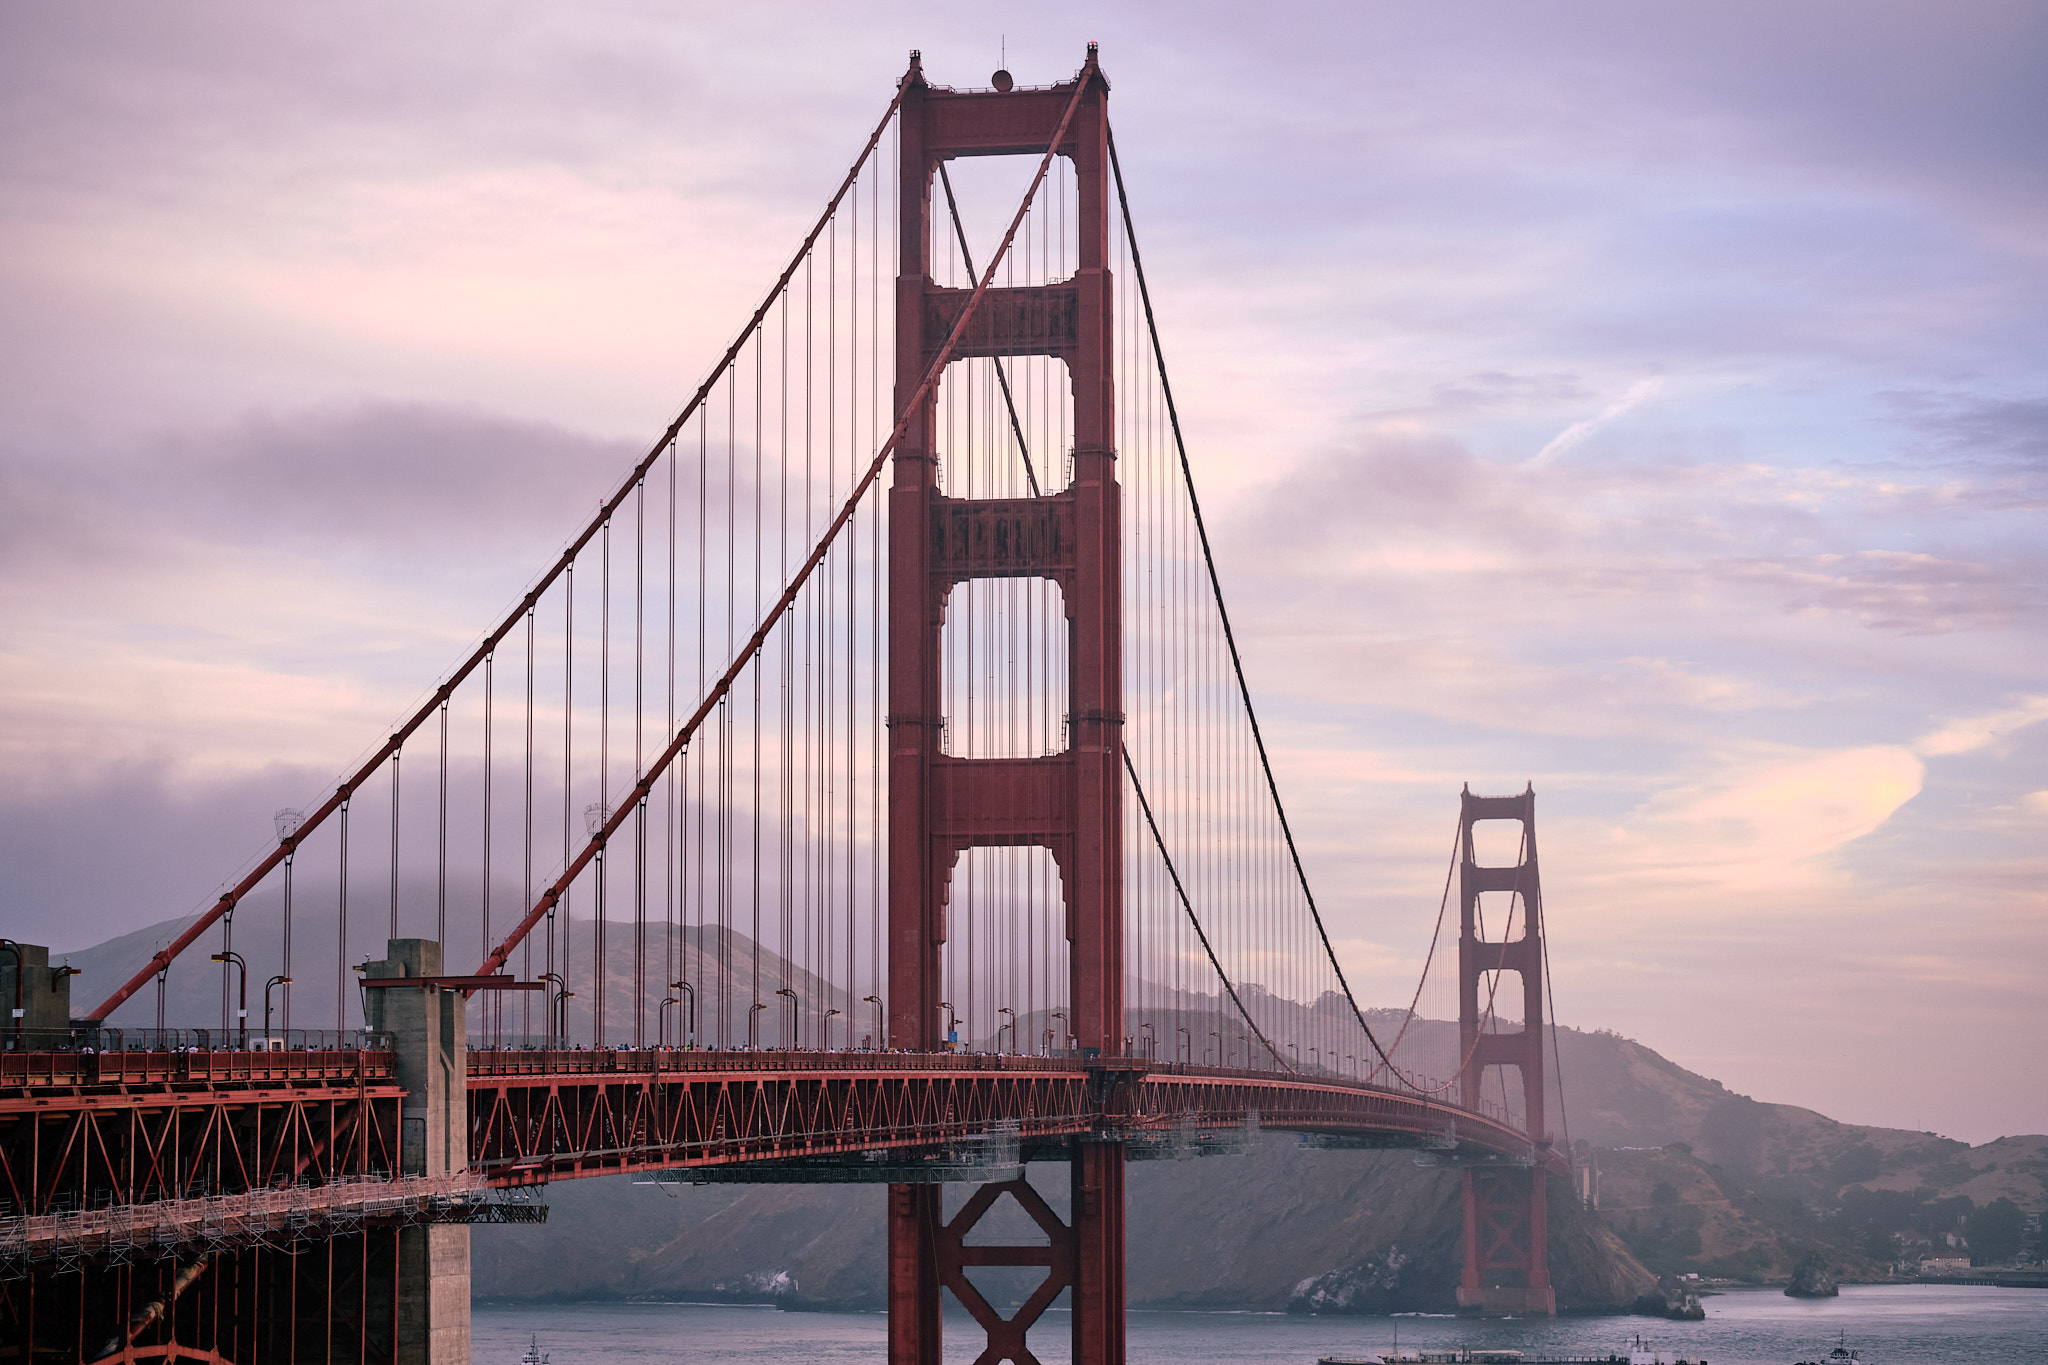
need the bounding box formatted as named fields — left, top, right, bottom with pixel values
left=2, top=46, right=1568, bottom=1365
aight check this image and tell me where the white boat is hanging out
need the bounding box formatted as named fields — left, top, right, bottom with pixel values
left=1318, top=1351, right=1523, bottom=1364
left=1318, top=1335, right=1710, bottom=1365
left=520, top=1334, right=550, bottom=1365
left=1794, top=1331, right=1869, bottom=1365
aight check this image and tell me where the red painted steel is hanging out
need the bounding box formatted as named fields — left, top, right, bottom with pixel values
left=1456, top=786, right=1556, bottom=1315
left=886, top=47, right=1119, bottom=1061
left=887, top=46, right=1124, bottom=1362
left=4, top=1050, right=1554, bottom=1211
left=1, top=1051, right=402, bottom=1218
left=943, top=1178, right=1075, bottom=1365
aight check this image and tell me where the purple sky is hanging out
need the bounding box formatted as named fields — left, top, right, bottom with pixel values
left=2, top=3, right=2044, bottom=1143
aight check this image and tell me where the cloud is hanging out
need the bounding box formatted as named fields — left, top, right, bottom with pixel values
left=1524, top=377, right=1663, bottom=468
left=1913, top=695, right=2048, bottom=757
left=3, top=0, right=2046, bottom=1142
left=1595, top=745, right=1924, bottom=897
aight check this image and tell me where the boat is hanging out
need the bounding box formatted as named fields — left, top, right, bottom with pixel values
left=1318, top=1352, right=1524, bottom=1365
left=520, top=1335, right=550, bottom=1365
left=1318, top=1335, right=1708, bottom=1365
left=1793, top=1331, right=1869, bottom=1365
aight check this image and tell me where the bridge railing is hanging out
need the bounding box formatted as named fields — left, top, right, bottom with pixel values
left=466, top=1046, right=1090, bottom=1079
left=0, top=1026, right=390, bottom=1054
left=3, top=1039, right=397, bottom=1089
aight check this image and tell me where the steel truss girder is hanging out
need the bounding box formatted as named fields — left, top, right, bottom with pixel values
left=1, top=1056, right=403, bottom=1223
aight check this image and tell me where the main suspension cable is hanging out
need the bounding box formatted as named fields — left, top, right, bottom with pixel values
left=85, top=83, right=913, bottom=1023
left=1106, top=125, right=1401, bottom=1076
left=1123, top=745, right=1293, bottom=1072
left=478, top=68, right=1094, bottom=980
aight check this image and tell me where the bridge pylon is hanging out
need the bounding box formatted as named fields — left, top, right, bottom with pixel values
left=884, top=46, right=1125, bottom=1364
left=1455, top=785, right=1556, bottom=1316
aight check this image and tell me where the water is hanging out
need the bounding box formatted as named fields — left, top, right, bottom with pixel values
left=474, top=1285, right=2048, bottom=1363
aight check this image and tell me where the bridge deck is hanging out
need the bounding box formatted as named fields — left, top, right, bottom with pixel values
left=3, top=1048, right=1551, bottom=1235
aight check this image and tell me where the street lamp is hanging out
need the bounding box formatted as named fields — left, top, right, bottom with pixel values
left=1209, top=1031, right=1221, bottom=1066
left=939, top=1001, right=958, bottom=1052
left=823, top=1007, right=842, bottom=1051
left=1138, top=1022, right=1155, bottom=1061
left=264, top=975, right=292, bottom=1038
left=862, top=994, right=884, bottom=1050
left=1051, top=1011, right=1067, bottom=1056
left=775, top=988, right=799, bottom=1050
left=210, top=951, right=248, bottom=1045
left=747, top=1001, right=768, bottom=1049
left=1236, top=1034, right=1247, bottom=1069
left=539, top=973, right=569, bottom=1047
left=1177, top=1026, right=1190, bottom=1064
left=996, top=1007, right=1016, bottom=1054
left=663, top=980, right=695, bottom=1048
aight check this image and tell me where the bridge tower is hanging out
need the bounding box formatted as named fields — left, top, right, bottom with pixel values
left=1456, top=785, right=1556, bottom=1316
left=885, top=48, right=1126, bottom=1364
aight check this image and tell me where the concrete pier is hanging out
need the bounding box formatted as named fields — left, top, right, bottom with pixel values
left=362, top=939, right=472, bottom=1365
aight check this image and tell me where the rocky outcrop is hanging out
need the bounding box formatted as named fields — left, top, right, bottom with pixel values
left=1785, top=1251, right=1839, bottom=1298
left=1631, top=1273, right=1705, bottom=1319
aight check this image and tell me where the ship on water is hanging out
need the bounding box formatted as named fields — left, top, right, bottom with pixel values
left=1793, top=1330, right=1870, bottom=1365
left=1319, top=1332, right=1708, bottom=1365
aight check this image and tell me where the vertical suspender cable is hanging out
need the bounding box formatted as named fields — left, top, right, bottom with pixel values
left=1108, top=126, right=1402, bottom=1075
left=389, top=752, right=400, bottom=941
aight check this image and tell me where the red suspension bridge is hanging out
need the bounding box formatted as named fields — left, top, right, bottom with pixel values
left=2, top=47, right=1571, bottom=1365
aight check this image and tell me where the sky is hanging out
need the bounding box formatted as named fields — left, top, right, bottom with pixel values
left=1, top=3, right=2043, bottom=1144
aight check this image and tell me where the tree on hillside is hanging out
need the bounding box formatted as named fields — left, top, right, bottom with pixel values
left=1965, top=1197, right=2025, bottom=1266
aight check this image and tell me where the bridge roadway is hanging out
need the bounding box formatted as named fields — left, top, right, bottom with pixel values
left=2, top=1046, right=1554, bottom=1240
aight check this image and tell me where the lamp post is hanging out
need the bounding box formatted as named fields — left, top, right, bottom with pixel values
left=862, top=994, right=884, bottom=1050
left=1138, top=1021, right=1155, bottom=1061
left=1236, top=1034, right=1247, bottom=1069
left=939, top=1001, right=958, bottom=1052
left=539, top=973, right=568, bottom=1047
left=670, top=980, right=695, bottom=1048
left=747, top=1002, right=768, bottom=1050
left=657, top=993, right=679, bottom=1047
left=775, top=988, right=799, bottom=1050
left=1310, top=1047, right=1320, bottom=1071
left=824, top=1008, right=842, bottom=1051
left=1209, top=1031, right=1221, bottom=1067
left=1051, top=1011, right=1068, bottom=1056
left=264, top=975, right=292, bottom=1038
left=1177, top=1026, right=1190, bottom=1064
left=996, top=1007, right=1016, bottom=1054
left=210, top=951, right=248, bottom=1046
left=1346, top=1054, right=1356, bottom=1079
left=1288, top=1043, right=1299, bottom=1069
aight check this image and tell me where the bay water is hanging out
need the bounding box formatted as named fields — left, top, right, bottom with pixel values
left=474, top=1284, right=2047, bottom=1363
